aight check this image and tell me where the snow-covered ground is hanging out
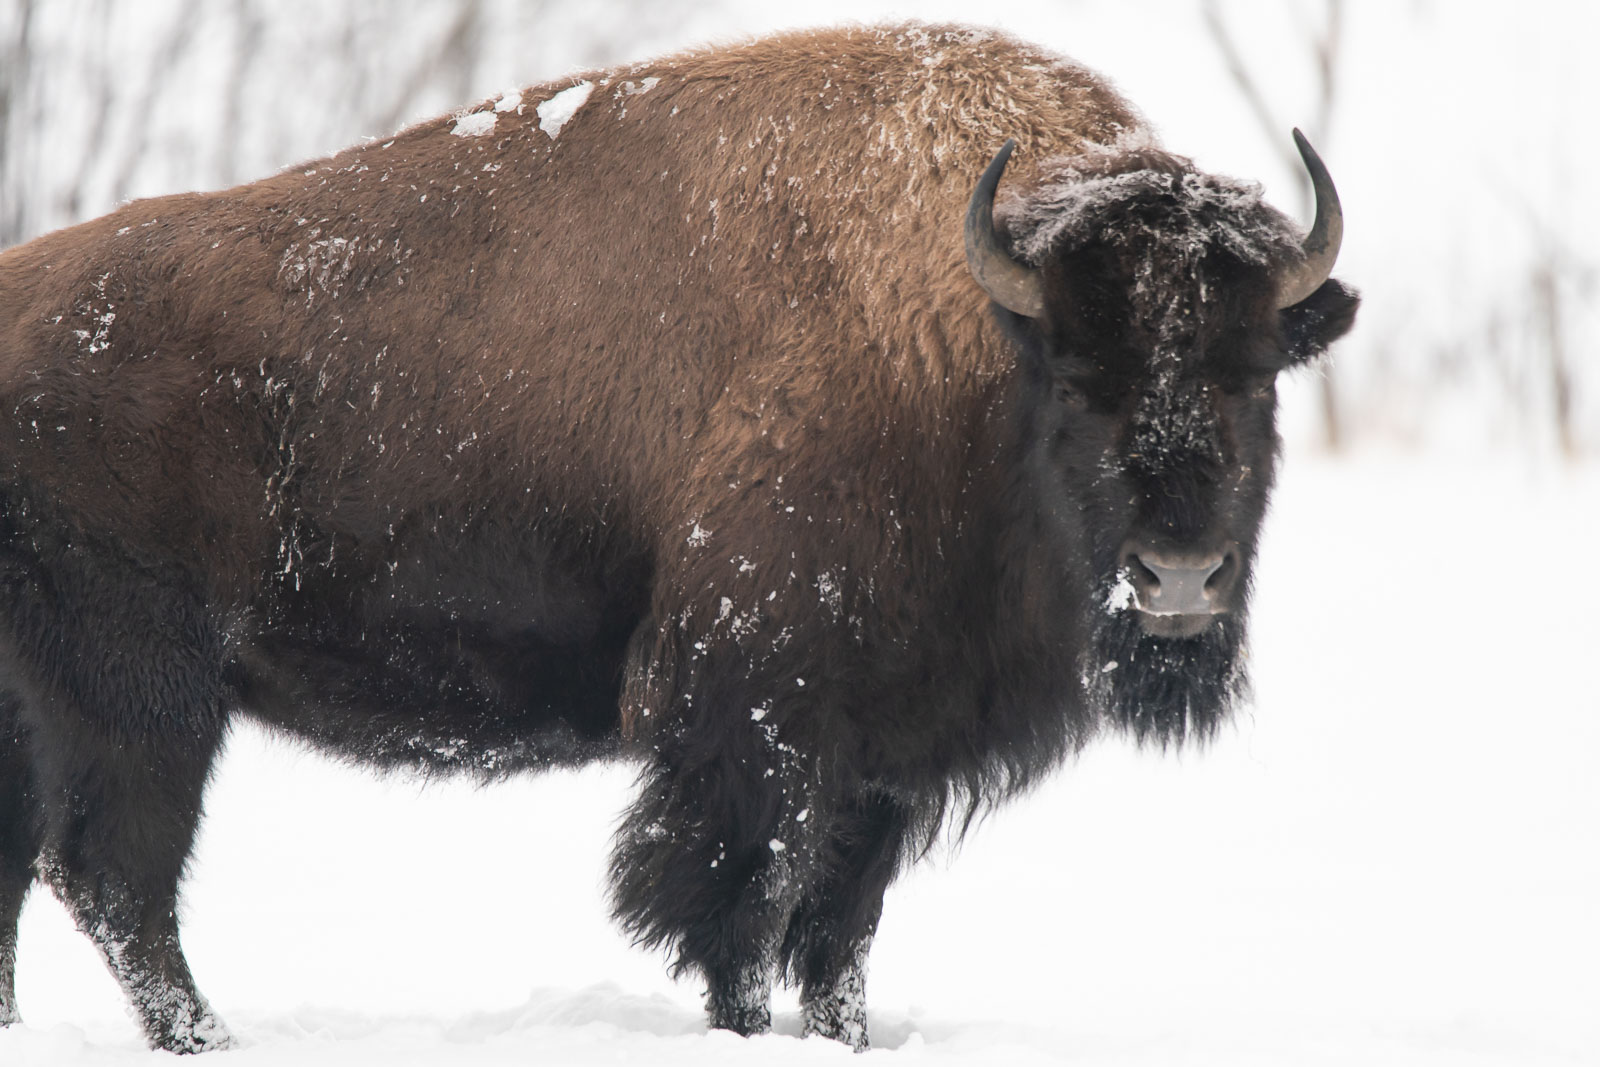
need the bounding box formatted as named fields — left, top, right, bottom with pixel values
left=4, top=446, right=1596, bottom=1065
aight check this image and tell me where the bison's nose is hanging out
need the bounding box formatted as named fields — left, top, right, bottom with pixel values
left=1120, top=544, right=1239, bottom=616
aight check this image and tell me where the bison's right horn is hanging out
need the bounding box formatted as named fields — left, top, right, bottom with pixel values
left=965, top=139, right=1047, bottom=319
left=1275, top=129, right=1344, bottom=309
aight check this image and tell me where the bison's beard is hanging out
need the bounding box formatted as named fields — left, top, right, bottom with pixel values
left=1083, top=608, right=1248, bottom=747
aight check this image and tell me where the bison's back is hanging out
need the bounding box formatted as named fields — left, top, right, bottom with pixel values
left=0, top=22, right=1143, bottom=568
left=0, top=23, right=1145, bottom=766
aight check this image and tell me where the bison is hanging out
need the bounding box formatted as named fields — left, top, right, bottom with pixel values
left=0, top=22, right=1357, bottom=1053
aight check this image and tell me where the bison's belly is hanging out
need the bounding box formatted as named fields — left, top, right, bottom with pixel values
left=228, top=512, right=655, bottom=773
left=230, top=594, right=640, bottom=776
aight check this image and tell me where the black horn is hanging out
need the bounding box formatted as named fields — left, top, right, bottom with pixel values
left=965, top=139, right=1047, bottom=318
left=1275, top=129, right=1344, bottom=309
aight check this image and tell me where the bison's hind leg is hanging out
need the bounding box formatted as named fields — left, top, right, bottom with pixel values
left=0, top=690, right=39, bottom=1028
left=1, top=537, right=235, bottom=1052
left=27, top=693, right=234, bottom=1052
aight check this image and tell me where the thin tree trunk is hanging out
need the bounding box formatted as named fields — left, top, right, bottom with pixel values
left=372, top=0, right=484, bottom=138
left=108, top=0, right=205, bottom=206
left=0, top=0, right=37, bottom=249
left=1532, top=262, right=1576, bottom=459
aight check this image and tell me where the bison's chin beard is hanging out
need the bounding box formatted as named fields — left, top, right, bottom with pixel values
left=1083, top=606, right=1249, bottom=747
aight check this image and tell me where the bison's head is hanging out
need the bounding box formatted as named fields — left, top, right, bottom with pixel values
left=967, top=134, right=1358, bottom=744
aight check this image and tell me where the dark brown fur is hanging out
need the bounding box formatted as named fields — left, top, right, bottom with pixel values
left=0, top=23, right=1356, bottom=1052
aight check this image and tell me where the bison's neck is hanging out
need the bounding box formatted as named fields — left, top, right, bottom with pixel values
left=895, top=367, right=1100, bottom=805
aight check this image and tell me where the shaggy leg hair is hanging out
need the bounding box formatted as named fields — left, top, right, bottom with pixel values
left=613, top=765, right=913, bottom=1048
left=610, top=730, right=817, bottom=1036
left=0, top=694, right=36, bottom=1028
left=40, top=862, right=232, bottom=1053
left=0, top=528, right=235, bottom=1052
left=783, top=793, right=909, bottom=1051
left=26, top=685, right=235, bottom=1053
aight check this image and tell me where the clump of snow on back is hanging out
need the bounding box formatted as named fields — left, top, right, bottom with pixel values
left=538, top=82, right=594, bottom=139
left=451, top=112, right=497, bottom=138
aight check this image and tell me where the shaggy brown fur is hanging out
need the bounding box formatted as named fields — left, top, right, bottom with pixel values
left=0, top=22, right=1357, bottom=1053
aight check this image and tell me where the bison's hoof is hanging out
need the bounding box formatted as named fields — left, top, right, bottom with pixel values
left=708, top=1005, right=771, bottom=1037
left=802, top=997, right=869, bottom=1051
left=151, top=1011, right=236, bottom=1055
left=707, top=998, right=771, bottom=1037
left=803, top=1016, right=869, bottom=1052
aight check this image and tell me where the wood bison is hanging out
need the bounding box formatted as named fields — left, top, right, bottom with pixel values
left=0, top=22, right=1357, bottom=1053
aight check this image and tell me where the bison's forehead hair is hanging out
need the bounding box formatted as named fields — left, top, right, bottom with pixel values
left=1005, top=150, right=1299, bottom=271
left=1001, top=150, right=1301, bottom=355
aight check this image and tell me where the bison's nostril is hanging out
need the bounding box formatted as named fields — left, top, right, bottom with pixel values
left=1123, top=552, right=1159, bottom=590
left=1204, top=551, right=1238, bottom=597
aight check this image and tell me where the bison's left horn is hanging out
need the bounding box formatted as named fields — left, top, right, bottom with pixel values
left=1275, top=129, right=1344, bottom=309
left=965, top=139, right=1047, bottom=319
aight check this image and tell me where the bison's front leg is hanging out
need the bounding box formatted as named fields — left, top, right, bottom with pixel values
left=610, top=720, right=820, bottom=1037
left=783, top=793, right=909, bottom=1051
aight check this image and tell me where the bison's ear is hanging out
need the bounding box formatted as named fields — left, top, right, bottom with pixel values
left=1280, top=278, right=1359, bottom=363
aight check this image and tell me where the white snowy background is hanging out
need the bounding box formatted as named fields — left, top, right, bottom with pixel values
left=1, top=1, right=1597, bottom=1064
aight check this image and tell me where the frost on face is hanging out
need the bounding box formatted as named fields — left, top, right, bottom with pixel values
left=1105, top=569, right=1136, bottom=614
left=1006, top=156, right=1302, bottom=469
left=1006, top=161, right=1298, bottom=359
left=1008, top=163, right=1298, bottom=273
left=537, top=81, right=594, bottom=139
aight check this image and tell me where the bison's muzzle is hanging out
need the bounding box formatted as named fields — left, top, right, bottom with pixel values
left=1121, top=543, right=1241, bottom=637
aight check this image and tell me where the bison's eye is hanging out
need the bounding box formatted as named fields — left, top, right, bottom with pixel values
left=1054, top=379, right=1090, bottom=410
left=1223, top=372, right=1277, bottom=400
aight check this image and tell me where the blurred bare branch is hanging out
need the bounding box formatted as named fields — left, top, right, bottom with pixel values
left=108, top=0, right=205, bottom=205
left=54, top=0, right=115, bottom=224
left=373, top=0, right=486, bottom=137
left=1203, top=0, right=1347, bottom=450
left=216, top=0, right=266, bottom=186
left=1201, top=0, right=1301, bottom=182
left=0, top=0, right=37, bottom=248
